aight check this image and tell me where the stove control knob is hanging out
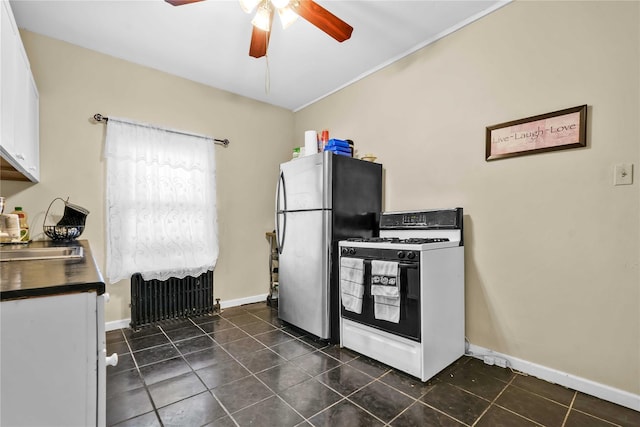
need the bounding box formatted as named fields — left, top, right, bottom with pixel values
left=397, top=251, right=405, bottom=259
left=341, top=247, right=349, bottom=255
left=349, top=248, right=356, bottom=255
left=407, top=251, right=416, bottom=260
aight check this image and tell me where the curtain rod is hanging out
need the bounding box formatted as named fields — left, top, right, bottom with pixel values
left=92, top=113, right=230, bottom=147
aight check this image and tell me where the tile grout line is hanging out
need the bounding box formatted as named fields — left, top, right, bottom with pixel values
left=158, top=320, right=241, bottom=427
left=388, top=398, right=470, bottom=427
left=437, top=364, right=556, bottom=426
left=114, top=319, right=419, bottom=427
left=570, top=408, right=625, bottom=427
left=312, top=358, right=454, bottom=426
left=197, top=309, right=311, bottom=425
left=312, top=368, right=388, bottom=425
left=302, top=338, right=453, bottom=425
left=508, top=380, right=577, bottom=409
left=192, top=310, right=318, bottom=425
left=392, top=358, right=477, bottom=426
left=111, top=305, right=638, bottom=427
left=549, top=385, right=624, bottom=427
left=383, top=357, right=474, bottom=425
left=580, top=410, right=624, bottom=426
left=225, top=308, right=390, bottom=425
left=190, top=312, right=302, bottom=426
left=115, top=319, right=488, bottom=427
left=118, top=328, right=165, bottom=427
left=560, top=391, right=578, bottom=427
left=491, top=404, right=546, bottom=427
left=195, top=312, right=314, bottom=421
left=317, top=353, right=392, bottom=419
left=492, top=381, right=597, bottom=426
left=471, top=371, right=517, bottom=427
left=411, top=378, right=476, bottom=427
left=359, top=370, right=420, bottom=426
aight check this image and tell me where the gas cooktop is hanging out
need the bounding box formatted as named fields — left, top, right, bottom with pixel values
left=342, top=209, right=463, bottom=251
left=346, top=237, right=450, bottom=244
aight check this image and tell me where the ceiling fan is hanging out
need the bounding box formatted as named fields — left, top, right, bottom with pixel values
left=165, top=0, right=353, bottom=58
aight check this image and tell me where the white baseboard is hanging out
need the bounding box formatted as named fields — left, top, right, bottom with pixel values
left=219, top=293, right=269, bottom=309
left=106, top=318, right=131, bottom=331
left=104, top=293, right=270, bottom=332
left=467, top=343, right=640, bottom=412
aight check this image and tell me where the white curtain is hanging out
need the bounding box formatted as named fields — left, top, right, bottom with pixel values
left=104, top=118, right=218, bottom=283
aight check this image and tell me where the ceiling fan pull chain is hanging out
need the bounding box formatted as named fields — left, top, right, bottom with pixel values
left=265, top=54, right=271, bottom=94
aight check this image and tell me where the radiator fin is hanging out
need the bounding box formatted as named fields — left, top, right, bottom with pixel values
left=130, top=271, right=214, bottom=329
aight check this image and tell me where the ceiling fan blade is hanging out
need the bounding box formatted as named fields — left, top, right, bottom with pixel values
left=249, top=7, right=274, bottom=58
left=165, top=0, right=205, bottom=6
left=292, top=0, right=353, bottom=42
left=249, top=27, right=270, bottom=58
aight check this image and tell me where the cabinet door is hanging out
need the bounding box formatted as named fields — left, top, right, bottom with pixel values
left=12, top=47, right=28, bottom=162
left=0, top=292, right=98, bottom=426
left=24, top=73, right=39, bottom=180
left=14, top=52, right=39, bottom=181
left=0, top=0, right=39, bottom=182
left=0, top=0, right=18, bottom=156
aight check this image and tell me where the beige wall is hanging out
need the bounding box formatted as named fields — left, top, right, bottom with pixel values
left=295, top=1, right=639, bottom=395
left=1, top=31, right=294, bottom=322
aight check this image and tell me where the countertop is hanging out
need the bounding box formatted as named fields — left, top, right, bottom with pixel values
left=0, top=240, right=105, bottom=301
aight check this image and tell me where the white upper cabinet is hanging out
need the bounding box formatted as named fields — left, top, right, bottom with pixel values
left=1, top=1, right=18, bottom=160
left=0, top=0, right=39, bottom=182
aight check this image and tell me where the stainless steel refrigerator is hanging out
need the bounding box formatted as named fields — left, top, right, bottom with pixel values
left=275, top=151, right=382, bottom=342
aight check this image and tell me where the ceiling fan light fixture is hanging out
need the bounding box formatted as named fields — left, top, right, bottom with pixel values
left=270, top=0, right=290, bottom=8
left=277, top=6, right=299, bottom=29
left=239, top=0, right=261, bottom=13
left=252, top=2, right=272, bottom=32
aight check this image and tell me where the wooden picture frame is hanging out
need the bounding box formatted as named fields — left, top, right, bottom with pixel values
left=486, top=105, right=587, bottom=161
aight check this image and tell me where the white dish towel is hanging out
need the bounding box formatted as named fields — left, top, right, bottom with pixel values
left=370, top=260, right=400, bottom=323
left=340, top=257, right=365, bottom=314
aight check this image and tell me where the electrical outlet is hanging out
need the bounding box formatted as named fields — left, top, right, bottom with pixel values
left=494, top=357, right=508, bottom=368
left=614, top=163, right=633, bottom=185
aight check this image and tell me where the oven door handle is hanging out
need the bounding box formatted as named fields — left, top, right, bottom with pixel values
left=362, top=259, right=420, bottom=300
left=399, top=262, right=419, bottom=269
left=363, top=259, right=418, bottom=269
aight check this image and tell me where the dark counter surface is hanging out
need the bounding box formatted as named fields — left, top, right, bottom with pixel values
left=0, top=240, right=105, bottom=301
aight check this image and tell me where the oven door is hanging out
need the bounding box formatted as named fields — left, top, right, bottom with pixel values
left=340, top=258, right=421, bottom=341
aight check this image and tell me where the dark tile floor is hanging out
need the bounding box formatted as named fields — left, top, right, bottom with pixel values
left=106, top=302, right=640, bottom=427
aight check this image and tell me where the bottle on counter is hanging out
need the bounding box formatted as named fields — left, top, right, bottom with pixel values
left=320, top=130, right=329, bottom=150
left=11, top=206, right=29, bottom=241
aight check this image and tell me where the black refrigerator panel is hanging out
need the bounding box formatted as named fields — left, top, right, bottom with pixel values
left=331, top=154, right=383, bottom=241
left=329, top=154, right=383, bottom=343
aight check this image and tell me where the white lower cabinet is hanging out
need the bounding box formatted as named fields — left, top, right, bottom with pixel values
left=0, top=291, right=107, bottom=426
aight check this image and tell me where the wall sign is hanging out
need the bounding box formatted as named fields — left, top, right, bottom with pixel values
left=486, top=105, right=587, bottom=161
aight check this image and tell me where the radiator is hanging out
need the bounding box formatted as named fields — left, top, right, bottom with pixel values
left=130, top=271, right=214, bottom=329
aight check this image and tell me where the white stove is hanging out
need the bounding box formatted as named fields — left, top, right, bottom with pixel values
left=338, top=208, right=465, bottom=381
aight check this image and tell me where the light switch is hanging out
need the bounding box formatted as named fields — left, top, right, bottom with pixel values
left=614, top=163, right=633, bottom=185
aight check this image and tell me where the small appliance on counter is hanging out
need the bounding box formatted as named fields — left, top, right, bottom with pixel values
left=43, top=197, right=90, bottom=241
left=0, top=197, right=23, bottom=244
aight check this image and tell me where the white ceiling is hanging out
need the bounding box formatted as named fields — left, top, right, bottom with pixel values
left=10, top=0, right=508, bottom=111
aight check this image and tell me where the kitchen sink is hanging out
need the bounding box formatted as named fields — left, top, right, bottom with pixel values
left=0, top=246, right=84, bottom=262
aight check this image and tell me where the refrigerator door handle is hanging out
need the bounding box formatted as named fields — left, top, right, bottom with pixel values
left=275, top=171, right=286, bottom=254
